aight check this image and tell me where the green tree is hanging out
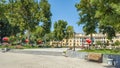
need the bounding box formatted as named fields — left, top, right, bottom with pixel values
left=33, top=26, right=45, bottom=39
left=5, top=0, right=42, bottom=31
left=93, top=0, right=120, bottom=32
left=53, top=20, right=68, bottom=47
left=0, top=18, right=21, bottom=42
left=65, top=26, right=74, bottom=47
left=99, top=25, right=116, bottom=40
left=3, top=0, right=52, bottom=40
left=40, top=0, right=52, bottom=34
left=0, top=0, right=52, bottom=43
left=44, top=32, right=54, bottom=42
left=0, top=0, right=20, bottom=42
left=75, top=0, right=98, bottom=45
left=0, top=0, right=7, bottom=42
left=0, top=0, right=6, bottom=19
left=91, top=0, right=120, bottom=40
left=75, top=0, right=120, bottom=44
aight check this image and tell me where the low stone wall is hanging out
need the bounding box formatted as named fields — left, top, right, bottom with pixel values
left=103, top=54, right=120, bottom=67
left=66, top=50, right=88, bottom=59
left=66, top=50, right=120, bottom=67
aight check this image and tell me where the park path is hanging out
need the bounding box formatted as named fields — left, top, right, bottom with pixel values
left=0, top=52, right=110, bottom=68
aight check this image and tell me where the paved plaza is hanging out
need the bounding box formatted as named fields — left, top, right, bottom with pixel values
left=0, top=50, right=113, bottom=68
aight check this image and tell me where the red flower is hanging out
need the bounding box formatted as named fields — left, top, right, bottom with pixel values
left=25, top=39, right=29, bottom=43
left=86, top=39, right=91, bottom=44
left=2, top=37, right=9, bottom=42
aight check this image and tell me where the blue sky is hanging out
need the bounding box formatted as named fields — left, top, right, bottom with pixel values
left=48, top=0, right=84, bottom=33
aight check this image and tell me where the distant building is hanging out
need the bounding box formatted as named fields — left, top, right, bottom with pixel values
left=50, top=33, right=120, bottom=47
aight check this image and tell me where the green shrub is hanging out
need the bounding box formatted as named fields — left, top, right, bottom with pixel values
left=23, top=45, right=33, bottom=48
left=113, top=47, right=120, bottom=53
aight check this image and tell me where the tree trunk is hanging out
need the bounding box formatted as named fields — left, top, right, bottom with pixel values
left=90, top=33, right=93, bottom=49
left=90, top=33, right=93, bottom=45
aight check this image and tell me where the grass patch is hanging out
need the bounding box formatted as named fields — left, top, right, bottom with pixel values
left=78, top=49, right=120, bottom=55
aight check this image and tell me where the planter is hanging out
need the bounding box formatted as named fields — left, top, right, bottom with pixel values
left=37, top=40, right=42, bottom=44
left=15, top=45, right=24, bottom=49
left=25, top=39, right=29, bottom=43
left=2, top=37, right=9, bottom=42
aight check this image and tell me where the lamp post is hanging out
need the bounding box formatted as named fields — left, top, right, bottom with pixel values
left=73, top=32, right=76, bottom=51
left=67, top=31, right=70, bottom=48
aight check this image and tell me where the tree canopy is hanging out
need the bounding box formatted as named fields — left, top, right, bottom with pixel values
left=65, top=26, right=74, bottom=39
left=75, top=0, right=98, bottom=35
left=53, top=20, right=68, bottom=41
left=40, top=0, right=52, bottom=34
left=0, top=0, right=52, bottom=40
left=93, top=0, right=120, bottom=32
left=75, top=0, right=120, bottom=40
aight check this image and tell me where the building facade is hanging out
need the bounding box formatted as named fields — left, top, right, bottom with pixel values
left=50, top=33, right=120, bottom=47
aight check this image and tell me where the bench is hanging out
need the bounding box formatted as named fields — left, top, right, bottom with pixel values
left=87, top=53, right=103, bottom=63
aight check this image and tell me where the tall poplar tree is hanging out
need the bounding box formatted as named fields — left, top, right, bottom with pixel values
left=40, top=0, right=52, bottom=34
left=53, top=20, right=68, bottom=41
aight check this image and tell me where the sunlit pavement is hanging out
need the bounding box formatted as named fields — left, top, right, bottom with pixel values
left=21, top=48, right=82, bottom=52
left=0, top=52, right=109, bottom=68
left=6, top=48, right=82, bottom=56
left=0, top=48, right=82, bottom=52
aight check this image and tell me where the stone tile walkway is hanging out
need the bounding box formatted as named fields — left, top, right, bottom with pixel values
left=0, top=52, right=110, bottom=68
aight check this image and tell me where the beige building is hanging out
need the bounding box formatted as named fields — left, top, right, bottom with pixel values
left=50, top=33, right=120, bottom=47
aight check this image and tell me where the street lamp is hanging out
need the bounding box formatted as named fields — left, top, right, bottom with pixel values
left=67, top=31, right=70, bottom=48
left=73, top=32, right=76, bottom=51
